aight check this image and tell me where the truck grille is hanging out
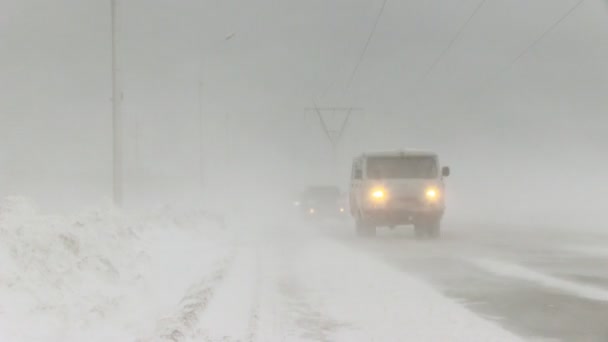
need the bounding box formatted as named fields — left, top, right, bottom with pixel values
left=394, top=197, right=421, bottom=205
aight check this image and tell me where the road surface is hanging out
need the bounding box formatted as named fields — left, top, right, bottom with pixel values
left=141, top=219, right=608, bottom=342
left=323, top=221, right=608, bottom=342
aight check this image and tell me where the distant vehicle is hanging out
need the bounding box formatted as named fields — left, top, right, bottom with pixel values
left=349, top=150, right=450, bottom=238
left=297, top=186, right=347, bottom=220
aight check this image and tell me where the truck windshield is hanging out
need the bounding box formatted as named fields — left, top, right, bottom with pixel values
left=366, top=156, right=438, bottom=179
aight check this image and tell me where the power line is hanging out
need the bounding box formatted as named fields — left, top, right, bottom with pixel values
left=458, top=0, right=587, bottom=120
left=502, top=0, right=585, bottom=72
left=478, top=0, right=585, bottom=93
left=416, top=0, right=488, bottom=88
left=345, top=0, right=389, bottom=91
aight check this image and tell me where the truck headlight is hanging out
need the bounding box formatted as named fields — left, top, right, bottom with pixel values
left=370, top=188, right=387, bottom=201
left=425, top=187, right=440, bottom=201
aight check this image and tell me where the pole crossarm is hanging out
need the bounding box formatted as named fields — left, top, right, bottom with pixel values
left=304, top=106, right=362, bottom=147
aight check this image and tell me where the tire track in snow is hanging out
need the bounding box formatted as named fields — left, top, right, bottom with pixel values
left=189, top=248, right=265, bottom=342
left=276, top=276, right=350, bottom=342
left=138, top=254, right=236, bottom=342
left=246, top=304, right=260, bottom=342
left=250, top=236, right=350, bottom=342
left=251, top=249, right=289, bottom=341
left=245, top=250, right=262, bottom=342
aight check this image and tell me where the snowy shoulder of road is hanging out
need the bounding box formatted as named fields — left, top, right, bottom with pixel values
left=0, top=197, right=233, bottom=341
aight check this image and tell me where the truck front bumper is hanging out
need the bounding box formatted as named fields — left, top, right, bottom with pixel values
left=360, top=205, right=443, bottom=226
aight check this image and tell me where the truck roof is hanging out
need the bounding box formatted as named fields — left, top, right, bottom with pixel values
left=355, top=149, right=438, bottom=160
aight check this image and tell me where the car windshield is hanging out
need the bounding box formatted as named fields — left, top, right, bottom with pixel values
left=366, top=156, right=438, bottom=179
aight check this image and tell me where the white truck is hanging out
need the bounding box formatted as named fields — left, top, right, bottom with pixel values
left=349, top=150, right=450, bottom=238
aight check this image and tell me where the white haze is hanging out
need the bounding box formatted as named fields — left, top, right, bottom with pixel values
left=1, top=0, right=608, bottom=228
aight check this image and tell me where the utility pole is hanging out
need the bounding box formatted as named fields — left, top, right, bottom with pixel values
left=304, top=106, right=362, bottom=149
left=197, top=78, right=204, bottom=200
left=111, top=0, right=123, bottom=207
left=304, top=105, right=362, bottom=183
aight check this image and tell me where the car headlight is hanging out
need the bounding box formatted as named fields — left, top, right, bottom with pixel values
left=425, top=187, right=440, bottom=201
left=309, top=208, right=315, bottom=214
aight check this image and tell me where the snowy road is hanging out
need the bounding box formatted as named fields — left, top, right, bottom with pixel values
left=2, top=202, right=607, bottom=341
left=135, top=219, right=608, bottom=342
left=148, top=223, right=522, bottom=342
left=322, top=222, right=608, bottom=342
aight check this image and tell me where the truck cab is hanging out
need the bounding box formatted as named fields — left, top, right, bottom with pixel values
left=350, top=150, right=450, bottom=238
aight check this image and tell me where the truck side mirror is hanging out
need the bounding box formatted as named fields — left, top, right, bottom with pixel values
left=442, top=166, right=451, bottom=177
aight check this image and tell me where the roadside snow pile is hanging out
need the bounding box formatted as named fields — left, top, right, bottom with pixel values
left=0, top=197, right=233, bottom=342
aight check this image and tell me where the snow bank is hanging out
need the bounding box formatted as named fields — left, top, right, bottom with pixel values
left=0, top=197, right=232, bottom=341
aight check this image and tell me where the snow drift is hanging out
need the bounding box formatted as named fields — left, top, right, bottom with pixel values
left=0, top=197, right=232, bottom=341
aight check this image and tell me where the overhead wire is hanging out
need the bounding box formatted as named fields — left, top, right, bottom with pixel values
left=502, top=0, right=585, bottom=73
left=415, top=0, right=488, bottom=88
left=310, top=0, right=390, bottom=140
left=358, top=0, right=488, bottom=101
left=446, top=0, right=588, bottom=135
left=345, top=0, right=389, bottom=91
left=477, top=0, right=586, bottom=94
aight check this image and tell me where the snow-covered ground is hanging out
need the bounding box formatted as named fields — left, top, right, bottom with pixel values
left=0, top=199, right=522, bottom=341
left=0, top=198, right=232, bottom=341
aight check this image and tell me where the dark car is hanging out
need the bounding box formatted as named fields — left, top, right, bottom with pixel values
left=299, top=186, right=346, bottom=220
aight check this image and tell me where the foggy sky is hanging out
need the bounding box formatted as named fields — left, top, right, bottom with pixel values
left=1, top=0, right=607, bottom=224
